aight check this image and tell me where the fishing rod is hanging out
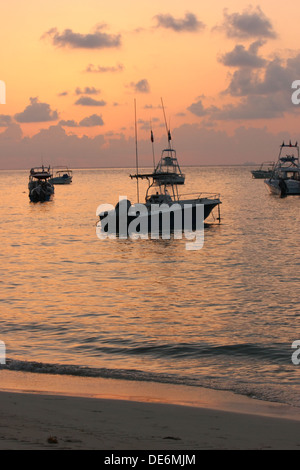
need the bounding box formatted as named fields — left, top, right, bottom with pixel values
left=134, top=99, right=140, bottom=203
left=161, top=97, right=172, bottom=149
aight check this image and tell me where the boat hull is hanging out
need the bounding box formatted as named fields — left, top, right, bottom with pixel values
left=265, top=178, right=300, bottom=196
left=99, top=199, right=221, bottom=236
left=50, top=177, right=72, bottom=185
left=252, top=170, right=273, bottom=179
left=28, top=182, right=54, bottom=202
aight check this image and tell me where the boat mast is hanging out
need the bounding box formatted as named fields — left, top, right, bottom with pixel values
left=134, top=99, right=140, bottom=203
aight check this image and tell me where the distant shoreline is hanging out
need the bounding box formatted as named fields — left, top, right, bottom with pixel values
left=0, top=164, right=258, bottom=171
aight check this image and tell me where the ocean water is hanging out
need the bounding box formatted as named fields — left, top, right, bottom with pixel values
left=1, top=166, right=300, bottom=407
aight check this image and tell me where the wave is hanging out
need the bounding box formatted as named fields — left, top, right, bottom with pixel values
left=1, top=358, right=197, bottom=385
left=1, top=357, right=299, bottom=409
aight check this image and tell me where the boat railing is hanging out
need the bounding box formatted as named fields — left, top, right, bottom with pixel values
left=176, top=192, right=221, bottom=201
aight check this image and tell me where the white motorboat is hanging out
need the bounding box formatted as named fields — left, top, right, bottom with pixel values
left=50, top=167, right=73, bottom=185
left=28, top=166, right=55, bottom=202
left=265, top=141, right=300, bottom=197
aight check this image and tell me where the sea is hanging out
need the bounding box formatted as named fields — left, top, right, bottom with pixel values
left=1, top=166, right=300, bottom=407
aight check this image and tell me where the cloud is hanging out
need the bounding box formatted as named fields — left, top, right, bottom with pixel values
left=14, top=97, right=59, bottom=123
left=129, top=79, right=150, bottom=93
left=59, top=119, right=78, bottom=127
left=75, top=96, right=107, bottom=106
left=42, top=25, right=121, bottom=49
left=75, top=87, right=101, bottom=95
left=85, top=63, right=124, bottom=73
left=154, top=12, right=205, bottom=32
left=79, top=114, right=104, bottom=127
left=224, top=55, right=300, bottom=97
left=191, top=46, right=300, bottom=121
left=0, top=115, right=12, bottom=127
left=216, top=6, right=277, bottom=39
left=58, top=91, right=68, bottom=97
left=188, top=79, right=297, bottom=120
left=138, top=117, right=160, bottom=130
left=223, top=68, right=260, bottom=97
left=0, top=122, right=297, bottom=169
left=211, top=95, right=288, bottom=120
left=187, top=99, right=210, bottom=117
left=219, top=40, right=267, bottom=68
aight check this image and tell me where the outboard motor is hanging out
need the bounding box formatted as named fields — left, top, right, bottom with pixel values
left=279, top=178, right=287, bottom=198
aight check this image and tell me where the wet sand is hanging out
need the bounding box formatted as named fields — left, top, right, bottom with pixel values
left=0, top=370, right=300, bottom=450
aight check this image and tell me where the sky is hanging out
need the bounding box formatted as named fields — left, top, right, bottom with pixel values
left=1, top=0, right=300, bottom=169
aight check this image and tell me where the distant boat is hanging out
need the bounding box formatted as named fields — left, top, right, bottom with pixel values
left=265, top=141, right=300, bottom=197
left=251, top=162, right=275, bottom=179
left=28, top=166, right=54, bottom=202
left=50, top=167, right=73, bottom=185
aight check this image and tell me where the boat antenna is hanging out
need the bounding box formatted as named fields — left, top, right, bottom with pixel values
left=134, top=99, right=140, bottom=203
left=161, top=97, right=172, bottom=149
left=150, top=118, right=156, bottom=170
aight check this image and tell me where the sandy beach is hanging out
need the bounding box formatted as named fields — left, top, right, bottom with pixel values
left=1, top=370, right=300, bottom=450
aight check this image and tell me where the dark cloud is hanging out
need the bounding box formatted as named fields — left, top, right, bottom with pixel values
left=130, top=79, right=150, bottom=93
left=154, top=12, right=205, bottom=32
left=59, top=119, right=78, bottom=127
left=190, top=45, right=300, bottom=121
left=187, top=100, right=209, bottom=117
left=14, top=97, right=59, bottom=123
left=79, top=114, right=104, bottom=127
left=225, top=55, right=300, bottom=97
left=188, top=95, right=283, bottom=120
left=0, top=115, right=12, bottom=127
left=58, top=91, right=68, bottom=97
left=216, top=6, right=277, bottom=39
left=42, top=25, right=121, bottom=49
left=85, top=63, right=124, bottom=73
left=188, top=50, right=300, bottom=121
left=188, top=73, right=296, bottom=120
left=211, top=95, right=287, bottom=120
left=223, top=68, right=259, bottom=97
left=219, top=40, right=267, bottom=68
left=75, top=87, right=101, bottom=95
left=75, top=96, right=107, bottom=106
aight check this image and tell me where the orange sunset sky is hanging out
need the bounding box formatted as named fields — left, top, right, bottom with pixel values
left=1, top=0, right=300, bottom=169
